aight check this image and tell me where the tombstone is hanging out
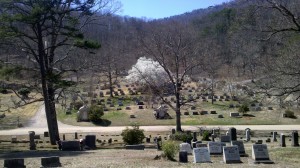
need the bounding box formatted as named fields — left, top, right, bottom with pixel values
left=4, top=158, right=26, bottom=168
left=183, top=112, right=189, bottom=115
left=75, top=132, right=78, bottom=139
left=192, top=141, right=202, bottom=148
left=61, top=141, right=80, bottom=151
left=200, top=111, right=208, bottom=115
left=29, top=131, right=36, bottom=150
left=229, top=127, right=237, bottom=141
left=146, top=137, right=151, bottom=143
left=180, top=143, right=192, bottom=154
left=171, top=129, right=176, bottom=135
left=223, top=146, right=242, bottom=163
left=129, top=115, right=136, bottom=118
left=63, top=134, right=65, bottom=141
left=272, top=131, right=277, bottom=142
left=11, top=136, right=17, bottom=143
left=291, top=131, right=299, bottom=147
left=138, top=105, right=143, bottom=109
left=268, top=107, right=273, bottom=110
left=41, top=156, right=61, bottom=167
left=85, top=135, right=96, bottom=149
left=125, top=145, right=145, bottom=150
left=210, top=111, right=217, bottom=114
left=208, top=142, right=223, bottom=155
left=77, top=105, right=89, bottom=121
left=179, top=151, right=188, bottom=163
left=218, top=114, right=224, bottom=118
left=196, top=143, right=207, bottom=148
left=193, top=147, right=211, bottom=163
left=125, top=106, right=131, bottom=110
left=230, top=112, right=239, bottom=117
left=192, top=132, right=197, bottom=142
left=280, top=133, right=286, bottom=147
left=231, top=141, right=246, bottom=156
left=252, top=144, right=274, bottom=164
left=192, top=111, right=199, bottom=115
left=220, top=135, right=231, bottom=142
left=245, top=129, right=251, bottom=141
left=44, top=131, right=49, bottom=137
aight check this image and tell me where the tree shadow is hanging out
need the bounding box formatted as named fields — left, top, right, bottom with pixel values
left=92, top=119, right=111, bottom=127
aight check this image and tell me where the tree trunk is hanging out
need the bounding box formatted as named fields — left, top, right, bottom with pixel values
left=108, top=71, right=114, bottom=97
left=175, top=90, right=182, bottom=132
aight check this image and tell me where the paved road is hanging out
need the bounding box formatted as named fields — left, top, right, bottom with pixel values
left=0, top=104, right=300, bottom=135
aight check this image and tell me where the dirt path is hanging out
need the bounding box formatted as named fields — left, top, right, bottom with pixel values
left=1, top=104, right=300, bottom=135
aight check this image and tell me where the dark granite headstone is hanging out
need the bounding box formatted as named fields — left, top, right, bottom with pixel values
left=4, top=158, right=25, bottom=168
left=229, top=127, right=237, bottom=141
left=280, top=134, right=286, bottom=147
left=252, top=144, right=274, bottom=164
left=61, top=141, right=80, bottom=151
left=292, top=131, right=299, bottom=147
left=41, top=156, right=61, bottom=167
left=85, top=135, right=96, bottom=149
left=223, top=146, right=242, bottom=163
left=179, top=151, right=188, bottom=163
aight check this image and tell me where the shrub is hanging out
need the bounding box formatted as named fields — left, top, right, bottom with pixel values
left=169, top=132, right=192, bottom=142
left=18, top=88, right=30, bottom=99
left=72, top=101, right=84, bottom=110
left=285, top=110, right=297, bottom=119
left=88, top=105, right=104, bottom=122
left=121, top=124, right=145, bottom=145
left=0, top=88, right=8, bottom=94
left=202, top=130, right=211, bottom=141
left=162, top=140, right=179, bottom=160
left=238, top=104, right=249, bottom=115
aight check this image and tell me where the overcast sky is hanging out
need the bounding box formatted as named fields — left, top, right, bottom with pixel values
left=117, top=0, right=232, bottom=19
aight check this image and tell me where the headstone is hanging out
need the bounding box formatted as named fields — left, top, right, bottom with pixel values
left=280, top=133, right=286, bottom=147
left=210, top=111, right=217, bottom=114
left=218, top=115, right=224, bottom=118
left=4, top=158, right=26, bottom=168
left=291, top=131, right=299, bottom=147
left=191, top=106, right=196, bottom=110
left=29, top=131, right=36, bottom=150
left=179, top=151, right=188, bottom=163
left=61, top=141, right=80, bottom=151
left=220, top=135, right=231, bottom=142
left=245, top=129, right=251, bottom=141
left=229, top=127, right=237, bottom=141
left=44, top=131, right=49, bottom=137
left=41, top=156, right=61, bottom=167
left=192, top=132, right=197, bottom=142
left=231, top=141, right=246, bottom=156
left=146, top=137, right=150, bottom=143
left=192, top=141, right=202, bottom=148
left=196, top=143, right=207, bottom=148
left=223, top=146, right=242, bottom=163
left=252, top=144, right=274, bottom=164
left=192, top=111, right=199, bottom=115
left=125, top=145, right=145, bottom=150
left=63, top=134, right=65, bottom=141
left=85, top=135, right=96, bottom=149
left=208, top=142, right=222, bottom=155
left=171, top=129, right=176, bottom=134
left=193, top=147, right=211, bottom=163
left=75, top=132, right=78, bottom=139
left=180, top=143, right=192, bottom=154
left=230, top=112, right=239, bottom=117
left=11, top=136, right=17, bottom=143
left=77, top=105, right=89, bottom=121
left=272, top=131, right=277, bottom=142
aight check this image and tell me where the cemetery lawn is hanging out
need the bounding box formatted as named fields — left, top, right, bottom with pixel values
left=56, top=99, right=300, bottom=126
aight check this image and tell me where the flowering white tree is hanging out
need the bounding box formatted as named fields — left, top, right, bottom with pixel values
left=126, top=57, right=169, bottom=86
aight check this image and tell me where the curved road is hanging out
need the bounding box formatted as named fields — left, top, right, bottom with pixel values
left=0, top=105, right=300, bottom=135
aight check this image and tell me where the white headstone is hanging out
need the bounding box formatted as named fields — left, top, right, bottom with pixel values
left=208, top=142, right=222, bottom=155
left=180, top=143, right=192, bottom=154
left=223, top=146, right=242, bottom=163
left=193, top=147, right=211, bottom=163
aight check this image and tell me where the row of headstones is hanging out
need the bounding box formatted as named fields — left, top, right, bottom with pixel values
left=182, top=111, right=217, bottom=116
left=179, top=141, right=274, bottom=164
left=4, top=157, right=61, bottom=168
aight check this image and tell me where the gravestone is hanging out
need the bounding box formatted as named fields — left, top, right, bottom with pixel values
left=252, top=144, right=274, bottom=164
left=280, top=133, right=286, bottom=147
left=191, top=106, right=196, bottom=110
left=218, top=114, right=224, bottom=118
left=220, top=135, right=231, bottom=142
left=192, top=132, right=197, bottom=142
left=192, top=141, right=202, bottom=148
left=193, top=147, right=211, bottom=163
left=192, top=111, right=199, bottom=115
left=180, top=143, right=192, bottom=154
left=85, top=135, right=96, bottom=149
left=29, top=131, right=36, bottom=150
left=291, top=131, right=299, bottom=147
left=272, top=131, right=277, bottom=142
left=229, top=127, right=237, bottom=141
left=41, top=156, right=61, bottom=167
left=77, top=105, right=89, bottom=121
left=208, top=142, right=223, bottom=155
left=230, top=112, right=239, bottom=117
left=183, top=112, right=189, bottom=115
left=210, top=111, right=217, bottom=114
left=4, top=158, right=26, bottom=168
left=231, top=141, right=246, bottom=156
left=11, top=136, right=17, bottom=143
left=125, top=145, right=145, bottom=150
left=245, top=129, right=251, bottom=141
left=61, top=141, right=80, bottom=151
left=179, top=151, right=188, bottom=163
left=75, top=132, right=78, bottom=139
left=44, top=131, right=49, bottom=137
left=171, top=129, right=176, bottom=134
left=196, top=143, right=207, bottom=148
left=223, top=146, right=242, bottom=163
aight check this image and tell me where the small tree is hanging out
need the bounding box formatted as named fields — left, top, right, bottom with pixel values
left=88, top=105, right=104, bottom=122
left=121, top=124, right=145, bottom=145
left=162, top=140, right=179, bottom=161
left=238, top=104, right=250, bottom=115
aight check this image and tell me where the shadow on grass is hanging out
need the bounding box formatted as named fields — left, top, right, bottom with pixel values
left=243, top=114, right=255, bottom=117
left=92, top=119, right=112, bottom=127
